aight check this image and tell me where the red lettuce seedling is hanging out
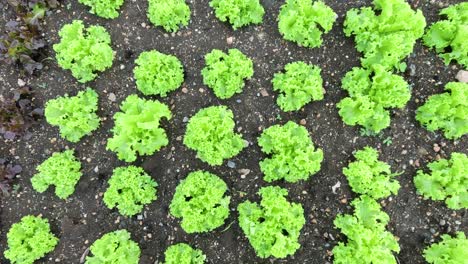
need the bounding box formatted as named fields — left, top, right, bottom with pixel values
left=0, top=87, right=43, bottom=140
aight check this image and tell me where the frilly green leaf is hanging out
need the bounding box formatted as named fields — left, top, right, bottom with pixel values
left=170, top=171, right=230, bottom=233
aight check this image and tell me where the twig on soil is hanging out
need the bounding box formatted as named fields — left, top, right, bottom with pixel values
left=79, top=247, right=90, bottom=263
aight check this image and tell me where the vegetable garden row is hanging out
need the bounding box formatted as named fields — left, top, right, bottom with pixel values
left=1, top=0, right=467, bottom=263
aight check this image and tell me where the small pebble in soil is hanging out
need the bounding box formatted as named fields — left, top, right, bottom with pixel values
left=18, top=79, right=26, bottom=87
left=456, top=70, right=468, bottom=83
left=226, top=37, right=234, bottom=45
left=182, top=117, right=189, bottom=123
left=108, top=93, right=116, bottom=102
left=433, top=143, right=440, bottom=152
left=260, top=89, right=269, bottom=97
left=227, top=161, right=236, bottom=168
left=181, top=87, right=188, bottom=93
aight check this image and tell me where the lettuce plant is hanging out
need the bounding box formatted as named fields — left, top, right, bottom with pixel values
left=54, top=20, right=114, bottom=83
left=201, top=49, right=253, bottom=99
left=31, top=150, right=82, bottom=199
left=423, top=3, right=468, bottom=67
left=272, top=61, right=324, bottom=112
left=423, top=232, right=468, bottom=264
left=107, top=95, right=172, bottom=162
left=0, top=0, right=58, bottom=74
left=258, top=121, right=323, bottom=183
left=86, top=229, right=140, bottom=264
left=333, top=196, right=400, bottom=264
left=1, top=87, right=43, bottom=140
left=209, top=0, right=264, bottom=30
left=134, top=50, right=184, bottom=96
left=0, top=158, right=22, bottom=196
left=414, top=152, right=467, bottom=210
left=147, top=0, right=191, bottom=32
left=4, top=215, right=58, bottom=264
left=164, top=243, right=206, bottom=264
left=45, top=88, right=100, bottom=143
left=416, top=82, right=467, bottom=140
left=78, top=0, right=124, bottom=19
left=278, top=0, right=336, bottom=48
left=337, top=65, right=411, bottom=133
left=103, top=166, right=157, bottom=216
left=170, top=170, right=230, bottom=233
left=183, top=106, right=245, bottom=165
left=344, top=0, right=426, bottom=71
left=343, top=147, right=400, bottom=200
left=238, top=186, right=305, bottom=258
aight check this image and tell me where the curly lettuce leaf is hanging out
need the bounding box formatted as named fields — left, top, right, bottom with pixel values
left=272, top=61, right=324, bottom=112
left=4, top=215, right=58, bottom=264
left=78, top=0, right=124, bottom=19
left=147, top=0, right=191, bottom=32
left=134, top=50, right=184, bottom=96
left=164, top=243, right=206, bottom=264
left=333, top=196, right=400, bottom=264
left=416, top=82, right=468, bottom=140
left=343, top=147, right=400, bottom=199
left=423, top=232, right=468, bottom=264
left=201, top=49, right=253, bottom=99
left=86, top=230, right=140, bottom=264
left=423, top=3, right=468, bottom=67
left=278, top=0, right=336, bottom=48
left=45, top=88, right=100, bottom=143
left=337, top=66, right=411, bottom=133
left=258, top=121, right=323, bottom=183
left=107, top=95, right=172, bottom=162
left=170, top=171, right=230, bottom=233
left=53, top=20, right=114, bottom=83
left=210, top=0, right=264, bottom=30
left=238, top=186, right=305, bottom=259
left=414, top=152, right=468, bottom=210
left=344, top=0, right=426, bottom=71
left=103, top=166, right=157, bottom=216
left=183, top=105, right=245, bottom=165
left=31, top=150, right=82, bottom=199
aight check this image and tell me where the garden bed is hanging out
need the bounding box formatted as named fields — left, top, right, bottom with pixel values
left=0, top=0, right=467, bottom=263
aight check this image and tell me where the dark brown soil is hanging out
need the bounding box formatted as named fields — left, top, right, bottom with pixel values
left=1, top=0, right=467, bottom=263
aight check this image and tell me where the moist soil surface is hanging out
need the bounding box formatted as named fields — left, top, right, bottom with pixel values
left=1, top=0, right=467, bottom=263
